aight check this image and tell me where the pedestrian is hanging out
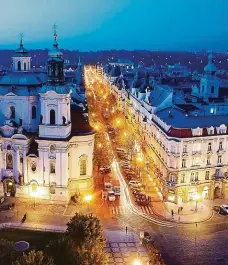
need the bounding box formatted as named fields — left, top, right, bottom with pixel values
left=125, top=226, right=128, bottom=234
left=171, top=209, right=174, bottom=217
left=178, top=216, right=181, bottom=222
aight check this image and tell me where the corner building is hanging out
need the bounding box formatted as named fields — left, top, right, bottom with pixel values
left=105, top=53, right=228, bottom=204
left=0, top=31, right=95, bottom=201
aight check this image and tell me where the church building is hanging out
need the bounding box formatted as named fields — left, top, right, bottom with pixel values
left=0, top=28, right=95, bottom=201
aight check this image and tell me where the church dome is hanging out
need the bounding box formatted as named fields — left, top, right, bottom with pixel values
left=0, top=72, right=47, bottom=86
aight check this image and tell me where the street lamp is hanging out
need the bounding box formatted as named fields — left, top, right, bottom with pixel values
left=30, top=191, right=38, bottom=209
left=84, top=194, right=93, bottom=212
left=132, top=259, right=142, bottom=265
left=193, top=193, right=200, bottom=211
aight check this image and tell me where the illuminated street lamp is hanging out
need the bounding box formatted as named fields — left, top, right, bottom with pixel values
left=30, top=191, right=38, bottom=209
left=193, top=193, right=200, bottom=211
left=132, top=259, right=142, bottom=265
left=84, top=194, right=93, bottom=211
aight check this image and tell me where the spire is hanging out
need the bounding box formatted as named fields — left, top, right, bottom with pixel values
left=14, top=32, right=28, bottom=55
left=204, top=51, right=217, bottom=75
left=78, top=56, right=81, bottom=66
left=52, top=23, right=58, bottom=48
left=19, top=32, right=24, bottom=48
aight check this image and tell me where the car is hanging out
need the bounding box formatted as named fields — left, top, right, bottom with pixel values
left=220, top=205, right=228, bottom=214
left=136, top=198, right=148, bottom=206
left=0, top=202, right=15, bottom=211
left=99, top=167, right=111, bottom=174
left=128, top=180, right=142, bottom=188
left=108, top=191, right=116, bottom=202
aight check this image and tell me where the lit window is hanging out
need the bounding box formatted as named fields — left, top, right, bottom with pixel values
left=80, top=156, right=87, bottom=176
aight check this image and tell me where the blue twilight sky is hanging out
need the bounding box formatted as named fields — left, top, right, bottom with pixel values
left=0, top=0, right=227, bottom=51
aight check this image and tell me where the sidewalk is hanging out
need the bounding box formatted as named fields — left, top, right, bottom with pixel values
left=104, top=230, right=149, bottom=265
left=151, top=200, right=213, bottom=223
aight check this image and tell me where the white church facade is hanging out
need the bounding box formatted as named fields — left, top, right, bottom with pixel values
left=0, top=30, right=95, bottom=201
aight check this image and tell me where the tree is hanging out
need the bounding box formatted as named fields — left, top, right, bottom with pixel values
left=49, top=213, right=108, bottom=265
left=13, top=250, right=55, bottom=265
left=0, top=238, right=17, bottom=265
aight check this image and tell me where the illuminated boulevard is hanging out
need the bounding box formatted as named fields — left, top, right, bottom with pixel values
left=1, top=68, right=228, bottom=265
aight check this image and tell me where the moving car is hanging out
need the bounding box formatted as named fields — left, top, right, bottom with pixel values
left=108, top=191, right=116, bottom=201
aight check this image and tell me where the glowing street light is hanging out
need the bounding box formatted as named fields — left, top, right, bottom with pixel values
left=94, top=124, right=99, bottom=130
left=193, top=193, right=200, bottom=211
left=98, top=143, right=102, bottom=149
left=132, top=259, right=142, bottom=265
left=84, top=194, right=93, bottom=211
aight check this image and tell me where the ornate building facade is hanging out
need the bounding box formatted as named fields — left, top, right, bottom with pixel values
left=105, top=53, right=228, bottom=204
left=0, top=30, right=95, bottom=201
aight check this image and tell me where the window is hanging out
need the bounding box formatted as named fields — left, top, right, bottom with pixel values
left=218, top=155, right=222, bottom=164
left=180, top=174, right=185, bottom=183
left=18, top=61, right=21, bottom=71
left=219, top=141, right=223, bottom=150
left=31, top=163, right=37, bottom=172
left=50, top=162, right=55, bottom=174
left=205, top=171, right=210, bottom=180
left=50, top=145, right=55, bottom=153
left=10, top=106, right=15, bottom=119
left=6, top=153, right=13, bottom=169
left=183, top=145, right=187, bottom=153
left=32, top=106, right=36, bottom=119
left=206, top=156, right=210, bottom=165
left=182, top=159, right=186, bottom=168
left=169, top=174, right=175, bottom=182
left=195, top=172, right=199, bottom=181
left=50, top=109, right=55, bottom=125
left=208, top=143, right=212, bottom=151
left=80, top=156, right=87, bottom=176
left=211, top=86, right=214, bottom=93
left=24, top=62, right=26, bottom=71
left=190, top=173, right=194, bottom=182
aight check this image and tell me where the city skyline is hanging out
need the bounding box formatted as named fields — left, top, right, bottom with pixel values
left=0, top=0, right=227, bottom=51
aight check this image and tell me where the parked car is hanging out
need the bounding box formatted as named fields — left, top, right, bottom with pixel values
left=128, top=180, right=142, bottom=188
left=220, top=205, right=228, bottom=214
left=100, top=167, right=111, bottom=174
left=0, top=202, right=15, bottom=211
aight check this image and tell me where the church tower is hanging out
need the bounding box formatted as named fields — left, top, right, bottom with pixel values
left=39, top=25, right=71, bottom=139
left=200, top=53, right=219, bottom=100
left=12, top=34, right=31, bottom=72
left=47, top=25, right=64, bottom=84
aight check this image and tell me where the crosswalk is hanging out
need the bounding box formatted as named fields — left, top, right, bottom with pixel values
left=109, top=205, right=153, bottom=216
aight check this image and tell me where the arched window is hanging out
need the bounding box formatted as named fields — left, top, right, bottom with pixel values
left=24, top=62, right=26, bottom=71
left=10, top=106, right=15, bottom=119
left=32, top=106, right=36, bottom=119
left=18, top=61, right=21, bottom=71
left=50, top=109, right=55, bottom=125
left=80, top=155, right=87, bottom=176
left=6, top=153, right=13, bottom=169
